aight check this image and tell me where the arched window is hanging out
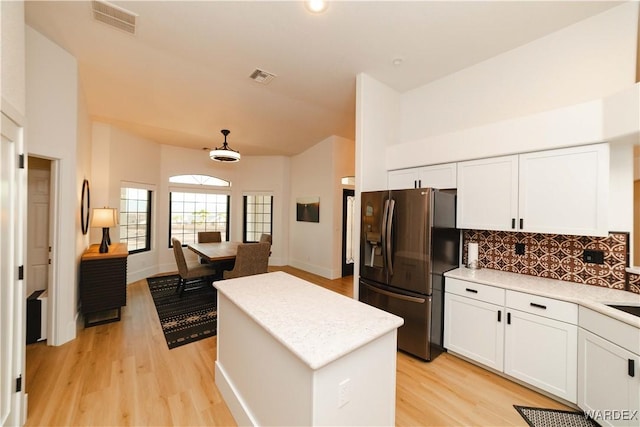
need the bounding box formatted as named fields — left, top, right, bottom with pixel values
left=169, top=174, right=230, bottom=186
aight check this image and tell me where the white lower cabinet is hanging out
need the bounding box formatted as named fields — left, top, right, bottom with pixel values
left=578, top=308, right=640, bottom=427
left=504, top=308, right=578, bottom=403
left=444, top=278, right=578, bottom=404
left=444, top=293, right=504, bottom=371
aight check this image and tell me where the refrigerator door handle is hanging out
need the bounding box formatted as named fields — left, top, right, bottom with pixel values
left=362, top=282, right=425, bottom=303
left=381, top=199, right=390, bottom=270
left=386, top=198, right=395, bottom=276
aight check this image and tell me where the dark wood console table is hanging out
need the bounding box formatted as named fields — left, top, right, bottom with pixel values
left=80, top=243, right=128, bottom=327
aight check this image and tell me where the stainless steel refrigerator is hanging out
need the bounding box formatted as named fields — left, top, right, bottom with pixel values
left=359, top=188, right=459, bottom=361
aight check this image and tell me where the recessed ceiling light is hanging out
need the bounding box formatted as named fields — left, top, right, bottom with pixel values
left=305, top=0, right=329, bottom=14
left=392, top=58, right=404, bottom=66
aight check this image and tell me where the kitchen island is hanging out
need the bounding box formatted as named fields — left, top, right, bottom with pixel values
left=214, top=271, right=404, bottom=426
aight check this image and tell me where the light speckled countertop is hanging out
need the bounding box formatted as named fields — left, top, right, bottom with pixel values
left=214, top=271, right=404, bottom=370
left=445, top=267, right=640, bottom=329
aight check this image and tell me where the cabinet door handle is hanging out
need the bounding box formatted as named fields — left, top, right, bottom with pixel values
left=497, top=310, right=502, bottom=322
left=507, top=312, right=511, bottom=325
left=629, top=359, right=635, bottom=377
left=519, top=218, right=524, bottom=229
left=530, top=302, right=547, bottom=310
left=465, top=288, right=478, bottom=294
left=511, top=218, right=516, bottom=229
left=418, top=179, right=422, bottom=188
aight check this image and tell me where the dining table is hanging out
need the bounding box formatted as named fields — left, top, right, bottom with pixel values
left=187, top=241, right=241, bottom=263
left=187, top=241, right=241, bottom=279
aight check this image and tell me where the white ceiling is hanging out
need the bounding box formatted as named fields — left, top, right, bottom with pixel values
left=24, top=1, right=620, bottom=157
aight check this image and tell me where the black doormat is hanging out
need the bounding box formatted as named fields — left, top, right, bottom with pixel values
left=147, top=275, right=217, bottom=349
left=514, top=406, right=601, bottom=427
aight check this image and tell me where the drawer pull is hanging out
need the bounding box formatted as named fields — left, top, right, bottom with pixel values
left=629, top=359, right=635, bottom=378
left=530, top=302, right=547, bottom=310
left=465, top=288, right=478, bottom=294
left=497, top=310, right=502, bottom=322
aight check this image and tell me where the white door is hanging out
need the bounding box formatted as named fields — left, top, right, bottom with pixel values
left=27, top=162, right=51, bottom=297
left=1, top=112, right=26, bottom=426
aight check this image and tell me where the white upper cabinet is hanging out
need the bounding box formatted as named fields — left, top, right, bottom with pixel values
left=457, top=144, right=609, bottom=236
left=518, top=144, right=609, bottom=236
left=456, top=155, right=519, bottom=231
left=388, top=163, right=457, bottom=190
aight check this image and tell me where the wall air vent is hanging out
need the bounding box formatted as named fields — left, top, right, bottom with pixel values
left=92, top=1, right=137, bottom=35
left=249, top=69, right=277, bottom=85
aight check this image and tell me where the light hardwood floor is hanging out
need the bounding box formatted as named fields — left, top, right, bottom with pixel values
left=25, top=266, right=571, bottom=426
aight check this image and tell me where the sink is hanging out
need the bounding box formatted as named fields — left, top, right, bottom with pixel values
left=606, top=304, right=640, bottom=318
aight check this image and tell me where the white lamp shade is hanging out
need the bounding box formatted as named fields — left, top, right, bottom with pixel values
left=91, top=208, right=117, bottom=228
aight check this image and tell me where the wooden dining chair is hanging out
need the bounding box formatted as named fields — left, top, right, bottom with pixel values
left=198, top=231, right=222, bottom=243
left=259, top=233, right=272, bottom=256
left=222, top=242, right=271, bottom=279
left=259, top=233, right=272, bottom=245
left=172, top=237, right=217, bottom=296
left=196, top=231, right=223, bottom=264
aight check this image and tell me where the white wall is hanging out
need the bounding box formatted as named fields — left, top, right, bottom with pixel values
left=331, top=137, right=356, bottom=278
left=355, top=74, right=400, bottom=192
left=289, top=137, right=336, bottom=278
left=399, top=2, right=638, bottom=146
left=228, top=155, right=291, bottom=267
left=91, top=123, right=161, bottom=282
left=26, top=26, right=79, bottom=345
left=76, top=76, right=92, bottom=308
left=387, top=2, right=638, bottom=170
left=1, top=0, right=26, bottom=117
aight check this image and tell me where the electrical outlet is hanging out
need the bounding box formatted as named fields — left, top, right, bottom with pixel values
left=583, top=249, right=605, bottom=264
left=338, top=378, right=350, bottom=408
left=515, top=243, right=525, bottom=255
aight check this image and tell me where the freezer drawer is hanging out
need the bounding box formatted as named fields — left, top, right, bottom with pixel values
left=359, top=279, right=441, bottom=361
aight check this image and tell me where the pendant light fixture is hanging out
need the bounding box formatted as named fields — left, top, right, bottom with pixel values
left=210, top=129, right=241, bottom=162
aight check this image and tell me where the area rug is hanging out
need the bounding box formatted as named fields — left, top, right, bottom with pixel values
left=514, top=405, right=601, bottom=427
left=147, top=274, right=217, bottom=349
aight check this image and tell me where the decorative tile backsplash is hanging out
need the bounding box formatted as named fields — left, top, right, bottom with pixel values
left=628, top=271, right=640, bottom=294
left=462, top=230, right=637, bottom=294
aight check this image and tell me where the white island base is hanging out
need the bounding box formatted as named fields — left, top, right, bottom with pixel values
left=214, top=271, right=403, bottom=426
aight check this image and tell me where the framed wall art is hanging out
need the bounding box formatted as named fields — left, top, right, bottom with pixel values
left=296, top=197, right=320, bottom=223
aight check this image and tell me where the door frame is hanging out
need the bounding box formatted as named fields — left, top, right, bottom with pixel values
left=1, top=108, right=27, bottom=427
left=341, top=189, right=355, bottom=277
left=26, top=156, right=57, bottom=345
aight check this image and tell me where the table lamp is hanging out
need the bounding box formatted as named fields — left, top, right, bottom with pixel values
left=91, top=207, right=117, bottom=253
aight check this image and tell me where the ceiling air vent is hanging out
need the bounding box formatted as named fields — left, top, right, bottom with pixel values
left=249, top=69, right=277, bottom=85
left=92, top=1, right=137, bottom=35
